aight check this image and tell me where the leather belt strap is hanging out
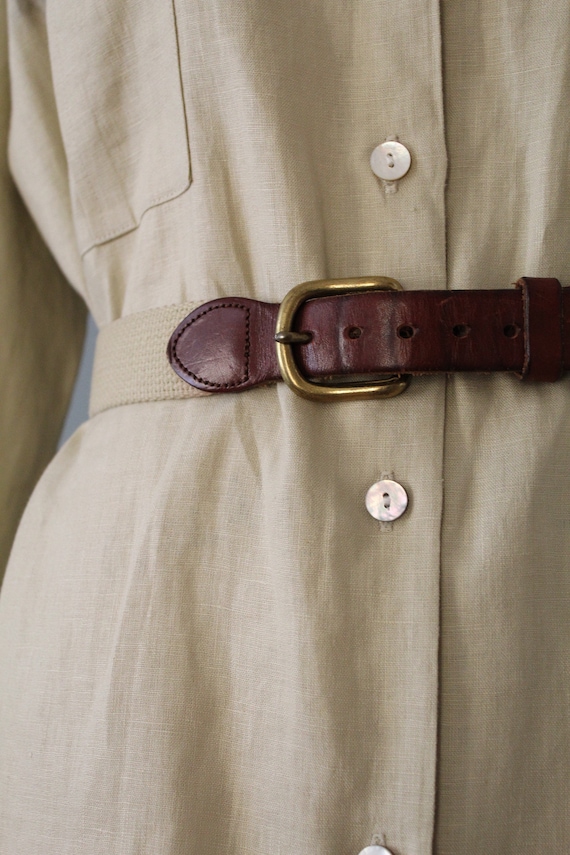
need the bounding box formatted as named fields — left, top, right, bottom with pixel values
left=89, top=278, right=568, bottom=417
left=168, top=278, right=569, bottom=393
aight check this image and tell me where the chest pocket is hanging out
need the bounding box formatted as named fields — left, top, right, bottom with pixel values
left=48, top=0, right=191, bottom=254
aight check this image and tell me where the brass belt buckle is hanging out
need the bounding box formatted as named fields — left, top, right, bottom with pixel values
left=274, top=277, right=411, bottom=401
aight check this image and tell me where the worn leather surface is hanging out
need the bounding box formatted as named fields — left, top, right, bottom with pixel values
left=167, top=278, right=568, bottom=391
left=518, top=277, right=564, bottom=381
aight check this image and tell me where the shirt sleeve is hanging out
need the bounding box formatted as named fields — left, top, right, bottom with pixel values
left=0, top=0, right=87, bottom=584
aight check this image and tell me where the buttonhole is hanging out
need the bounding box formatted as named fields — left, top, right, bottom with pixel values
left=397, top=324, right=416, bottom=339
left=383, top=492, right=391, bottom=508
left=452, top=324, right=471, bottom=338
left=347, top=326, right=362, bottom=339
left=503, top=323, right=520, bottom=338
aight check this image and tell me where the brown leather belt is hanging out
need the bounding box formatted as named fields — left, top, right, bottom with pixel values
left=167, top=276, right=569, bottom=401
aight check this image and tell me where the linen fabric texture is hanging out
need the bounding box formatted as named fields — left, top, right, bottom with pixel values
left=0, top=2, right=569, bottom=854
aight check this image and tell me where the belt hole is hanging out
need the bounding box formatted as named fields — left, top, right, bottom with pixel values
left=397, top=324, right=416, bottom=339
left=452, top=323, right=470, bottom=338
left=347, top=326, right=362, bottom=339
left=503, top=323, right=520, bottom=338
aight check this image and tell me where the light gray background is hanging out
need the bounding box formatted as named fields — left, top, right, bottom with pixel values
left=57, top=314, right=97, bottom=448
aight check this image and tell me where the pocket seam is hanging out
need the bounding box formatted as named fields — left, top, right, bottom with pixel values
left=80, top=175, right=192, bottom=256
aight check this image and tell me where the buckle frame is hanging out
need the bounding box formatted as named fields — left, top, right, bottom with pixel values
left=274, top=277, right=411, bottom=401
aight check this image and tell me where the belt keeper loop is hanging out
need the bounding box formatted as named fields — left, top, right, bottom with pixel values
left=516, top=277, right=563, bottom=382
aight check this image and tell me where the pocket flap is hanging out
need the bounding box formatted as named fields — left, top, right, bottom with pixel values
left=48, top=0, right=191, bottom=253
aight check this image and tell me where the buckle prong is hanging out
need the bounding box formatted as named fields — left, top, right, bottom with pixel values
left=274, top=330, right=313, bottom=344
left=275, top=277, right=411, bottom=401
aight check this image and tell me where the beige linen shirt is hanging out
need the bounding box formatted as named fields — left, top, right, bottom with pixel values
left=0, top=2, right=569, bottom=854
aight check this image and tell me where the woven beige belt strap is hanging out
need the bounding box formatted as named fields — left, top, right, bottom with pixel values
left=89, top=302, right=211, bottom=417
